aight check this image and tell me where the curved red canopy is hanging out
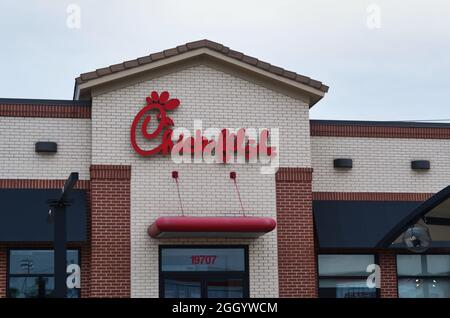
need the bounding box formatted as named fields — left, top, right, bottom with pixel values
left=148, top=216, right=276, bottom=238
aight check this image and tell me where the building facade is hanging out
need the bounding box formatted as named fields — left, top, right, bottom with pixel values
left=0, top=40, right=449, bottom=298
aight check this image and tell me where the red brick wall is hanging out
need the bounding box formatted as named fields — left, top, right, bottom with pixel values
left=276, top=167, right=317, bottom=297
left=310, top=122, right=450, bottom=139
left=313, top=192, right=432, bottom=201
left=89, top=165, right=131, bottom=297
left=379, top=252, right=398, bottom=298
left=0, top=102, right=91, bottom=118
left=0, top=247, right=5, bottom=298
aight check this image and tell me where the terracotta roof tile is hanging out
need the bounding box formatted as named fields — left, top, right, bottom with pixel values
left=109, top=63, right=126, bottom=72
left=163, top=48, right=178, bottom=57
left=242, top=55, right=258, bottom=66
left=256, top=60, right=271, bottom=71
left=269, top=65, right=284, bottom=75
left=149, top=51, right=165, bottom=61
left=96, top=67, right=112, bottom=76
left=76, top=39, right=329, bottom=93
left=137, top=56, right=152, bottom=65
left=123, top=60, right=139, bottom=68
left=176, top=45, right=188, bottom=53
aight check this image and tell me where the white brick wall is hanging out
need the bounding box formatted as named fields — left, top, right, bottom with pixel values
left=311, top=136, right=450, bottom=193
left=91, top=64, right=311, bottom=297
left=0, top=117, right=91, bottom=179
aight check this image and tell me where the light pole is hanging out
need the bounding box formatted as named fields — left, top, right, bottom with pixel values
left=47, top=172, right=78, bottom=298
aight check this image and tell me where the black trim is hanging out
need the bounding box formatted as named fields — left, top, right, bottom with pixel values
left=0, top=98, right=91, bottom=106
left=35, top=142, right=57, bottom=153
left=376, top=185, right=450, bottom=248
left=333, top=158, right=353, bottom=169
left=159, top=245, right=249, bottom=299
left=424, top=217, right=450, bottom=226
left=411, top=160, right=430, bottom=170
left=310, top=119, right=450, bottom=128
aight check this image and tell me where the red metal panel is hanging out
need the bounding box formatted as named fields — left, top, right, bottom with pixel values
left=148, top=216, right=276, bottom=238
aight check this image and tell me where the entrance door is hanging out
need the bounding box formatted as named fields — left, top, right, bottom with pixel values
left=159, top=246, right=249, bottom=298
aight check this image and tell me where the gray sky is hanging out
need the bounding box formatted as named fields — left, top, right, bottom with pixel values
left=1, top=0, right=449, bottom=121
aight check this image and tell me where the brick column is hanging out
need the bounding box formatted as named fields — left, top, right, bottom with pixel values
left=276, top=167, right=317, bottom=297
left=0, top=246, right=6, bottom=298
left=90, top=165, right=131, bottom=297
left=379, top=252, right=398, bottom=298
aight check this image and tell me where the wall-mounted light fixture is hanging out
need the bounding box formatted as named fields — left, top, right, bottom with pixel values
left=35, top=142, right=57, bottom=154
left=333, top=158, right=353, bottom=169
left=411, top=160, right=430, bottom=170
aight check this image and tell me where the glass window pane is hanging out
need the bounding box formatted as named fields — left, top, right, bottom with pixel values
left=318, top=255, right=375, bottom=276
left=426, top=255, right=450, bottom=276
left=399, top=278, right=450, bottom=298
left=164, top=279, right=201, bottom=298
left=319, top=278, right=377, bottom=298
left=207, top=279, right=243, bottom=298
left=397, top=255, right=450, bottom=276
left=9, top=250, right=79, bottom=274
left=8, top=277, right=54, bottom=298
left=9, top=250, right=54, bottom=274
left=397, top=255, right=423, bottom=276
left=161, top=248, right=245, bottom=272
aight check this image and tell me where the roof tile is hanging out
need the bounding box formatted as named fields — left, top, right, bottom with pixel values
left=242, top=55, right=258, bottom=65
left=123, top=60, right=139, bottom=68
left=109, top=63, right=126, bottom=72
left=309, top=79, right=322, bottom=89
left=256, top=60, right=271, bottom=71
left=186, top=40, right=207, bottom=49
left=176, top=45, right=188, bottom=53
left=149, top=51, right=165, bottom=61
left=96, top=67, right=112, bottom=76
left=228, top=49, right=244, bottom=60
left=164, top=48, right=178, bottom=57
left=75, top=39, right=328, bottom=93
left=282, top=70, right=297, bottom=79
left=80, top=71, right=98, bottom=81
left=295, top=74, right=311, bottom=84
left=137, top=56, right=152, bottom=65
left=269, top=65, right=284, bottom=75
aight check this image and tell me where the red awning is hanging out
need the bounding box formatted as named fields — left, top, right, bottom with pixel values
left=148, top=216, right=276, bottom=238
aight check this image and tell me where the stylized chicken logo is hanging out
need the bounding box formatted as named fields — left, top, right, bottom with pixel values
left=130, top=91, right=180, bottom=156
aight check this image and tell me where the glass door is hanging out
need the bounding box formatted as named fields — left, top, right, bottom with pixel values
left=160, top=246, right=249, bottom=298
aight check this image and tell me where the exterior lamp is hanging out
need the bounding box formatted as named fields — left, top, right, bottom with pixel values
left=402, top=224, right=431, bottom=253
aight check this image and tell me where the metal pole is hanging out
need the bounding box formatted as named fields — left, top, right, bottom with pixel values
left=54, top=204, right=67, bottom=298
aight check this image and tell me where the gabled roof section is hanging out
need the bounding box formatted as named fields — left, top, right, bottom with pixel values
left=74, top=39, right=328, bottom=105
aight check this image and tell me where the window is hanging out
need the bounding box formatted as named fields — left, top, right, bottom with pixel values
left=397, top=254, right=450, bottom=298
left=318, top=254, right=377, bottom=298
left=160, top=246, right=248, bottom=298
left=7, top=249, right=80, bottom=298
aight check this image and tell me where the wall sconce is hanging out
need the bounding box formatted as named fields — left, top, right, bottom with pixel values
left=411, top=160, right=430, bottom=170
left=333, top=158, right=353, bottom=169
left=35, top=142, right=57, bottom=154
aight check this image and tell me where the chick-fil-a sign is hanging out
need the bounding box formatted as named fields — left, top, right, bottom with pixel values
left=130, top=91, right=277, bottom=164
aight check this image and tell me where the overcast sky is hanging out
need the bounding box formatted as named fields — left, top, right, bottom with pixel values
left=1, top=0, right=449, bottom=121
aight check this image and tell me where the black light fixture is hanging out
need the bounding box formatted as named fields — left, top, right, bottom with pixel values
left=35, top=142, right=57, bottom=153
left=411, top=160, right=430, bottom=170
left=402, top=224, right=431, bottom=253
left=333, top=158, right=353, bottom=169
